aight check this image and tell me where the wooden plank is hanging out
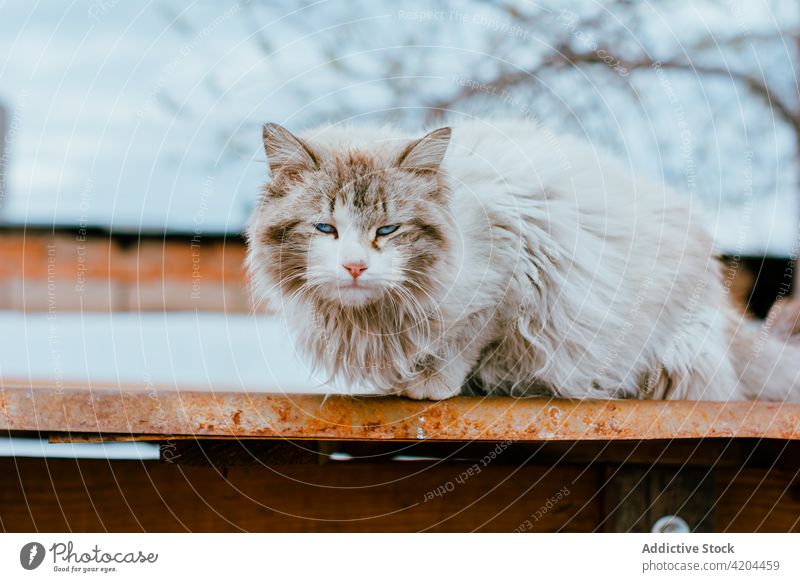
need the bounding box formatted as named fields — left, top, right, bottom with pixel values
left=601, top=466, right=715, bottom=532
left=0, top=230, right=250, bottom=312
left=161, top=440, right=323, bottom=467
left=0, top=457, right=600, bottom=532
left=2, top=456, right=798, bottom=532
left=714, top=467, right=800, bottom=532
left=156, top=439, right=800, bottom=470
left=2, top=382, right=800, bottom=441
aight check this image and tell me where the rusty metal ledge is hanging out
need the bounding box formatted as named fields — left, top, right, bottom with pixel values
left=1, top=383, right=799, bottom=441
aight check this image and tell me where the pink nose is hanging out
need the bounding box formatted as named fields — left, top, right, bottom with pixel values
left=343, top=262, right=367, bottom=279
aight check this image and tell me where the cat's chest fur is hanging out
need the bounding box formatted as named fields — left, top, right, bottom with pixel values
left=291, top=295, right=454, bottom=392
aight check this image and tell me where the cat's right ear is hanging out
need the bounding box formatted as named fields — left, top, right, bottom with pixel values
left=262, top=123, right=319, bottom=177
left=396, top=127, right=451, bottom=173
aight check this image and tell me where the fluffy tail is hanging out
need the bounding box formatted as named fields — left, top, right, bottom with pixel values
left=729, top=298, right=800, bottom=402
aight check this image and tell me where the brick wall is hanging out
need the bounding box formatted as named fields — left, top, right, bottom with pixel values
left=0, top=227, right=251, bottom=312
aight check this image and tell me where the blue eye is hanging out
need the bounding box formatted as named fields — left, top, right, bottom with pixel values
left=376, top=224, right=399, bottom=236
left=314, top=223, right=337, bottom=235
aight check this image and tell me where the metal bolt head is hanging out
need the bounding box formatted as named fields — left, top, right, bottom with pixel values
left=652, top=514, right=690, bottom=533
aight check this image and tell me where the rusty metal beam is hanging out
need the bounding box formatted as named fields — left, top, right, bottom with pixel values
left=2, top=382, right=799, bottom=441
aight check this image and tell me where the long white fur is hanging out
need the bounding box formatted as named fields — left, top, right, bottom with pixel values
left=248, top=119, right=800, bottom=402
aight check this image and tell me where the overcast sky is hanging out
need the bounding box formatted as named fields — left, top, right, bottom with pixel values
left=0, top=0, right=798, bottom=254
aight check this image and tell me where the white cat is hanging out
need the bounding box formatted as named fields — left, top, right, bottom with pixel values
left=246, top=119, right=799, bottom=402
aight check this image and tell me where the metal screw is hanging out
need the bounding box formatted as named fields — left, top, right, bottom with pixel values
left=652, top=514, right=690, bottom=533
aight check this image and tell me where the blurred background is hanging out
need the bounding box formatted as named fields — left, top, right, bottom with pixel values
left=0, top=0, right=798, bottom=391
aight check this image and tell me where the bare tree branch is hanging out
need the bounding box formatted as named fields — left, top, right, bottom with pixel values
left=427, top=44, right=800, bottom=139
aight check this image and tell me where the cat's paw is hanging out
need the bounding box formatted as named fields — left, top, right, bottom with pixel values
left=401, top=376, right=461, bottom=400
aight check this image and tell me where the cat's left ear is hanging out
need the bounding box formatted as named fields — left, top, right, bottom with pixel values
left=262, top=122, right=319, bottom=177
left=396, top=127, right=451, bottom=172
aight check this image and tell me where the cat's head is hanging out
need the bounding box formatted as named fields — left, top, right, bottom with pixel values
left=247, top=123, right=453, bottom=310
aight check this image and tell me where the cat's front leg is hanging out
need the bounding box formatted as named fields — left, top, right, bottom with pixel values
left=398, top=311, right=498, bottom=400
left=402, top=372, right=463, bottom=400
left=400, top=351, right=474, bottom=401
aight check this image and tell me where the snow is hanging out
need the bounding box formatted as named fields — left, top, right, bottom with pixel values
left=0, top=437, right=160, bottom=460
left=710, top=194, right=800, bottom=257
left=0, top=311, right=373, bottom=394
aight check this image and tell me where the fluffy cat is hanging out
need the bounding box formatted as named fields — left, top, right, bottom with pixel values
left=246, top=119, right=800, bottom=402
